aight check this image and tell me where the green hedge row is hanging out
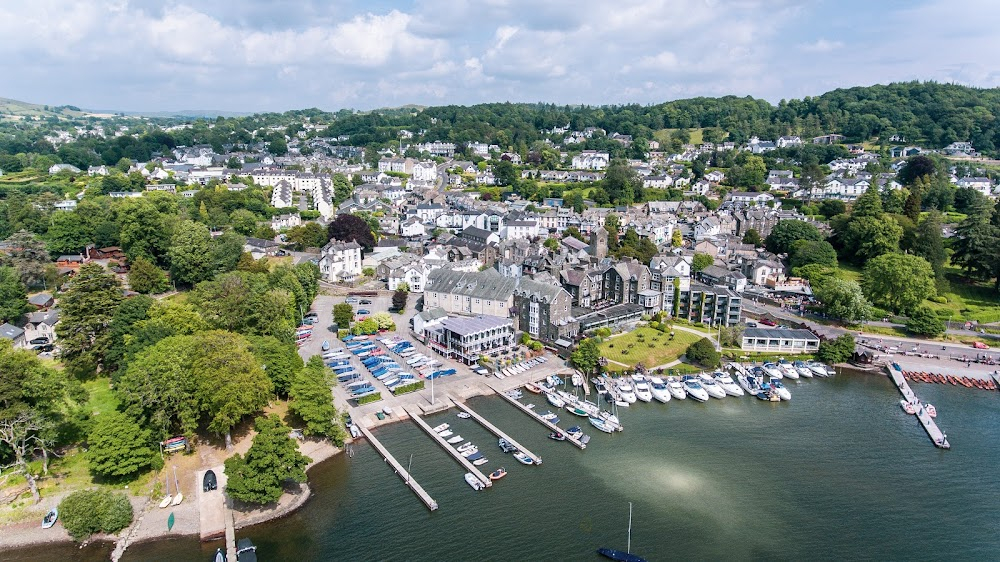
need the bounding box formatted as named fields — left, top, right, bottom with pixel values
left=356, top=392, right=382, bottom=405
left=392, top=381, right=425, bottom=395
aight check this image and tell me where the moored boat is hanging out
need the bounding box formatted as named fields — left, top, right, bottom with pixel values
left=588, top=416, right=615, bottom=434
left=549, top=431, right=566, bottom=441
left=900, top=399, right=917, bottom=415
left=770, top=379, right=791, bottom=401
left=456, top=411, right=471, bottom=419
left=777, top=360, right=799, bottom=379
left=597, top=548, right=648, bottom=562
left=633, top=380, right=654, bottom=402
left=665, top=376, right=686, bottom=400
left=235, top=538, right=257, bottom=562
left=432, top=423, right=450, bottom=433
left=472, top=457, right=489, bottom=466
left=648, top=377, right=671, bottom=403
left=513, top=451, right=535, bottom=465
left=41, top=508, right=58, bottom=529
left=498, top=438, right=516, bottom=453
left=465, top=472, right=485, bottom=490
left=792, top=360, right=814, bottom=378
left=566, top=425, right=584, bottom=439
left=438, top=429, right=453, bottom=438
left=525, top=382, right=542, bottom=394
left=489, top=467, right=507, bottom=480
left=682, top=376, right=709, bottom=402
left=447, top=435, right=464, bottom=444
left=925, top=403, right=937, bottom=418
left=697, top=374, right=727, bottom=399
left=762, top=363, right=784, bottom=379
left=713, top=371, right=744, bottom=396
left=546, top=392, right=566, bottom=408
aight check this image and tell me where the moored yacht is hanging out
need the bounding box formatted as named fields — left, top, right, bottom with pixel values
left=648, top=377, right=671, bottom=403
left=777, top=360, right=799, bottom=379
left=713, top=371, right=745, bottom=396
left=682, top=376, right=709, bottom=402
left=697, top=373, right=727, bottom=399
left=633, top=380, right=653, bottom=403
left=737, top=372, right=757, bottom=393
left=770, top=379, right=791, bottom=401
left=665, top=376, right=687, bottom=400
left=545, top=392, right=565, bottom=408
left=762, top=363, right=784, bottom=379
left=807, top=361, right=831, bottom=377
left=616, top=380, right=637, bottom=403
left=792, top=360, right=814, bottom=378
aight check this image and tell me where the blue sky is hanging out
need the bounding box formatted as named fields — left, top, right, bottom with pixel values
left=2, top=0, right=999, bottom=113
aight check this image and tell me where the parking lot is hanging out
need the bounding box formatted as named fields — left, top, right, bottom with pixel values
left=298, top=291, right=571, bottom=427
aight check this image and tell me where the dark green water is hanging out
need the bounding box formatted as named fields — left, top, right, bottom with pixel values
left=12, top=372, right=1000, bottom=561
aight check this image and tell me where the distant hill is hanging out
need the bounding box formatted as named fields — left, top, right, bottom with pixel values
left=0, top=97, right=96, bottom=120
left=94, top=109, right=252, bottom=118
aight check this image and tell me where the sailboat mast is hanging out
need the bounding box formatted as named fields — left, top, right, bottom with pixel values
left=627, top=502, right=633, bottom=554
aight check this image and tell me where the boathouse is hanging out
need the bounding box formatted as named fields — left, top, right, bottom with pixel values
left=740, top=327, right=820, bottom=354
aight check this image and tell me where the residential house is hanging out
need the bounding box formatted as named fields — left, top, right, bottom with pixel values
left=501, top=220, right=539, bottom=240
left=698, top=265, right=747, bottom=293
left=271, top=213, right=301, bottom=231
left=956, top=177, right=993, bottom=197
left=270, top=180, right=294, bottom=208
left=318, top=241, right=363, bottom=283
left=23, top=309, right=59, bottom=343
left=27, top=293, right=54, bottom=309
left=777, top=136, right=802, bottom=148
left=677, top=282, right=743, bottom=326
left=423, top=268, right=517, bottom=316
left=727, top=192, right=775, bottom=206
left=513, top=278, right=579, bottom=345
left=0, top=323, right=25, bottom=348
left=571, top=151, right=610, bottom=170
left=400, top=217, right=426, bottom=237
left=244, top=237, right=279, bottom=260
left=704, top=170, right=726, bottom=183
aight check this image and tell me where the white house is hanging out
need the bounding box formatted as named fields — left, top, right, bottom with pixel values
left=389, top=262, right=432, bottom=293
left=400, top=217, right=426, bottom=237
left=412, top=162, right=438, bottom=182
left=414, top=203, right=445, bottom=223
left=319, top=241, right=363, bottom=283
left=271, top=213, right=301, bottom=231
left=571, top=151, right=610, bottom=170
left=727, top=192, right=775, bottom=206
left=776, top=136, right=803, bottom=148
left=704, top=170, right=726, bottom=183
left=270, top=180, right=294, bottom=208
left=643, top=175, right=673, bottom=189
left=956, top=176, right=993, bottom=197
left=501, top=220, right=539, bottom=240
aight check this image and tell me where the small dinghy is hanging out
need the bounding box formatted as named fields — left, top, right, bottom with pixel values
left=900, top=399, right=917, bottom=415
left=548, top=431, right=566, bottom=441
left=447, top=435, right=464, bottom=444
left=456, top=412, right=471, bottom=419
left=925, top=403, right=937, bottom=418
left=41, top=508, right=58, bottom=529
left=489, top=467, right=507, bottom=480
left=438, top=429, right=453, bottom=438
left=203, top=469, right=218, bottom=492
left=472, top=457, right=489, bottom=466
left=432, top=423, right=450, bottom=433
left=513, top=451, right=534, bottom=465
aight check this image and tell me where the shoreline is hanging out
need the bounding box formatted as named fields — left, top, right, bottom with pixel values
left=0, top=437, right=345, bottom=556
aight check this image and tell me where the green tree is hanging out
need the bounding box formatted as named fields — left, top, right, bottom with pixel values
left=247, top=335, right=303, bottom=398
left=671, top=228, right=683, bottom=248
left=862, top=253, right=936, bottom=314
left=268, top=137, right=288, bottom=156
left=951, top=197, right=1000, bottom=288
left=333, top=303, right=354, bottom=328
left=692, top=253, right=714, bottom=273
left=230, top=209, right=259, bottom=236
left=0, top=266, right=29, bottom=323
left=906, top=306, right=946, bottom=337
left=211, top=231, right=246, bottom=275
left=493, top=160, right=517, bottom=186
left=565, top=226, right=587, bottom=243
left=118, top=334, right=201, bottom=438
left=286, top=222, right=328, bottom=250
left=544, top=237, right=560, bottom=251
left=194, top=331, right=273, bottom=448
left=913, top=211, right=947, bottom=289
left=168, top=220, right=214, bottom=286
left=604, top=214, right=621, bottom=251
left=571, top=338, right=600, bottom=375
left=840, top=215, right=903, bottom=264
left=814, top=278, right=872, bottom=323
left=817, top=334, right=855, bottom=364
left=86, top=410, right=156, bottom=479
left=738, top=154, right=767, bottom=187
left=127, top=255, right=169, bottom=294
left=56, top=263, right=123, bottom=378
left=764, top=220, right=823, bottom=255
left=59, top=489, right=133, bottom=541
left=818, top=199, right=846, bottom=219
left=289, top=356, right=344, bottom=443
left=789, top=239, right=838, bottom=269
left=0, top=231, right=50, bottom=288
left=742, top=229, right=762, bottom=247
left=603, top=162, right=643, bottom=205
left=114, top=197, right=174, bottom=265
left=685, top=337, right=720, bottom=367
left=45, top=212, right=90, bottom=256
left=223, top=414, right=310, bottom=505
left=104, top=295, right=154, bottom=375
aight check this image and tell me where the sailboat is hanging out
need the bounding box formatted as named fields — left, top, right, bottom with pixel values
left=158, top=471, right=172, bottom=509
left=597, top=502, right=647, bottom=562
left=171, top=466, right=184, bottom=506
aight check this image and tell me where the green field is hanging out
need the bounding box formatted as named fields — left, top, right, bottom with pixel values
left=653, top=128, right=706, bottom=146
left=598, top=327, right=701, bottom=369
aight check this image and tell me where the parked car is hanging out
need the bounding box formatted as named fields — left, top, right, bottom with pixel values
left=759, top=318, right=777, bottom=326
left=346, top=297, right=359, bottom=304
left=360, top=299, right=372, bottom=305
left=28, top=337, right=50, bottom=346
left=357, top=309, right=370, bottom=315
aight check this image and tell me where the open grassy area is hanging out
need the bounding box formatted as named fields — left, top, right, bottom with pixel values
left=835, top=263, right=863, bottom=283
left=598, top=327, right=701, bottom=368
left=653, top=128, right=705, bottom=146
left=926, top=272, right=1000, bottom=323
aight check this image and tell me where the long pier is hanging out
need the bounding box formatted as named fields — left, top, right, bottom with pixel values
left=887, top=365, right=950, bottom=449
left=448, top=395, right=542, bottom=464
left=489, top=384, right=587, bottom=449
left=358, top=425, right=440, bottom=510
left=407, top=408, right=492, bottom=488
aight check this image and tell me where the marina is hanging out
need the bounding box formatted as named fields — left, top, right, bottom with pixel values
left=887, top=364, right=950, bottom=449
left=407, top=408, right=492, bottom=488
left=490, top=382, right=588, bottom=449
left=449, top=396, right=542, bottom=465
left=357, top=425, right=439, bottom=511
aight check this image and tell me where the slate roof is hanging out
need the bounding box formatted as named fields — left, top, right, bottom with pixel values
left=425, top=268, right=517, bottom=300
left=743, top=328, right=819, bottom=342
left=514, top=278, right=566, bottom=304
left=437, top=314, right=512, bottom=336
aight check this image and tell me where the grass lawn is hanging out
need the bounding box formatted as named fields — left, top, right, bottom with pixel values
left=598, top=327, right=701, bottom=368
left=654, top=128, right=705, bottom=146
left=835, top=263, right=863, bottom=283
left=926, top=271, right=1000, bottom=323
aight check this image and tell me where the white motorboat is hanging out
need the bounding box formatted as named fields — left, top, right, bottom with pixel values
left=432, top=423, right=450, bottom=433
left=633, top=380, right=654, bottom=403
left=777, top=360, right=799, bottom=379
left=737, top=373, right=757, bottom=394
left=571, top=373, right=584, bottom=387
left=648, top=377, right=671, bottom=403
left=792, top=360, right=814, bottom=378
left=457, top=412, right=472, bottom=419
left=472, top=457, right=489, bottom=466
left=682, top=376, right=709, bottom=402
left=616, top=380, right=637, bottom=403
left=666, top=376, right=687, bottom=400
left=588, top=416, right=615, bottom=434
left=545, top=392, right=566, bottom=408
left=713, top=372, right=745, bottom=396
left=762, top=363, right=784, bottom=379
left=598, top=411, right=623, bottom=431
left=438, top=429, right=453, bottom=438
left=807, top=361, right=831, bottom=377
left=456, top=441, right=473, bottom=451
left=697, top=374, right=727, bottom=399
left=461, top=447, right=480, bottom=457
left=465, top=472, right=485, bottom=490
left=770, top=379, right=791, bottom=401
left=447, top=435, right=464, bottom=444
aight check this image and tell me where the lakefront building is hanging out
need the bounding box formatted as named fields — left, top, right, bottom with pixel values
left=424, top=314, right=515, bottom=364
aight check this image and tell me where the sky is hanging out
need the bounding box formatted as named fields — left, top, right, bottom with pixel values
left=3, top=0, right=1000, bottom=113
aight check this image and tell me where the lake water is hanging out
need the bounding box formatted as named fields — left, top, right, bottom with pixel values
left=13, top=370, right=1000, bottom=561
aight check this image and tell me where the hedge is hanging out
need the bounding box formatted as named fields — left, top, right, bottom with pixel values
left=59, top=489, right=134, bottom=541
left=356, top=392, right=382, bottom=405
left=392, top=381, right=425, bottom=395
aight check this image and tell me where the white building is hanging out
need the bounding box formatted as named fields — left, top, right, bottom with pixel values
left=389, top=263, right=432, bottom=293
left=412, top=162, right=438, bottom=182
left=501, top=220, right=539, bottom=240
left=319, top=241, right=363, bottom=283
left=270, top=180, right=294, bottom=208
left=571, top=151, right=610, bottom=170
left=956, top=176, right=993, bottom=197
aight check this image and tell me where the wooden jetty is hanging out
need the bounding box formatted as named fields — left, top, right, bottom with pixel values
left=407, top=408, right=492, bottom=488
left=224, top=498, right=237, bottom=562
left=887, top=365, right=950, bottom=449
left=448, top=395, right=542, bottom=464
left=358, top=425, right=440, bottom=510
left=489, top=383, right=587, bottom=449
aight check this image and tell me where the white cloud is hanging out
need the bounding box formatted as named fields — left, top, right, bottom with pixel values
left=800, top=39, right=844, bottom=53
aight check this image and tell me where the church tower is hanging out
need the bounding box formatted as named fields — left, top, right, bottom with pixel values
left=589, top=227, right=608, bottom=260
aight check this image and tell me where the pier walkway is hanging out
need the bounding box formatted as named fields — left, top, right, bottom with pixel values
left=448, top=395, right=542, bottom=464
left=887, top=365, right=950, bottom=449
left=407, top=408, right=492, bottom=488
left=358, top=425, right=439, bottom=510
left=489, top=384, right=587, bottom=449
